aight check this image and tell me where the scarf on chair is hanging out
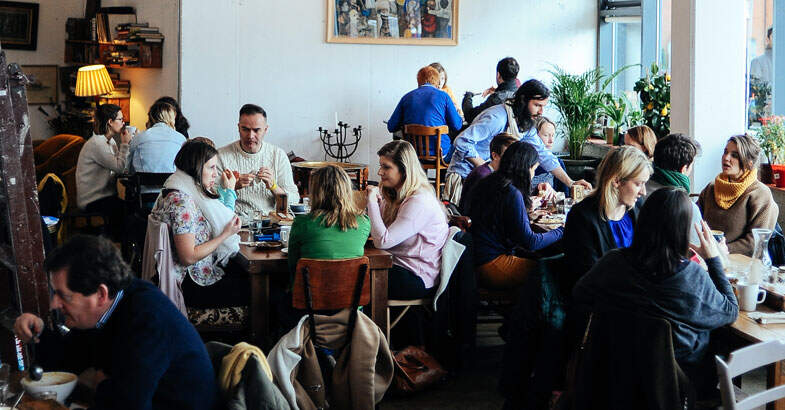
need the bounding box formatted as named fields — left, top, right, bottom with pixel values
left=713, top=168, right=757, bottom=210
left=650, top=165, right=691, bottom=193
left=163, top=169, right=240, bottom=265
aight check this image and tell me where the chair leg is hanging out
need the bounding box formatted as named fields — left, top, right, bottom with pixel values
left=386, top=307, right=391, bottom=345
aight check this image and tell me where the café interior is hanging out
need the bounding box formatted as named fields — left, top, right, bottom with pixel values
left=3, top=0, right=785, bottom=409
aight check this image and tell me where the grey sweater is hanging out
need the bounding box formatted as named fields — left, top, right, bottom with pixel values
left=573, top=249, right=738, bottom=364
left=76, top=134, right=129, bottom=209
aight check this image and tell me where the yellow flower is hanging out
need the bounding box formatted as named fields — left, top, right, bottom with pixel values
left=648, top=84, right=654, bottom=91
left=646, top=102, right=654, bottom=110
left=665, top=73, right=671, bottom=82
left=661, top=107, right=668, bottom=116
left=666, top=103, right=671, bottom=108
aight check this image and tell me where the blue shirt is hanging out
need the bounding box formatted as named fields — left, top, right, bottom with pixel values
left=126, top=123, right=186, bottom=174
left=533, top=158, right=570, bottom=196
left=447, top=104, right=561, bottom=178
left=469, top=183, right=563, bottom=265
left=95, top=289, right=124, bottom=329
left=607, top=212, right=634, bottom=248
left=217, top=187, right=237, bottom=211
left=387, top=83, right=463, bottom=160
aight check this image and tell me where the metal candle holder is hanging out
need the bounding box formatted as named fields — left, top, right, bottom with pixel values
left=318, top=121, right=362, bottom=162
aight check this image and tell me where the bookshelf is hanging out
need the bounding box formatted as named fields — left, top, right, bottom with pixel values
left=64, top=40, right=163, bottom=68
left=65, top=13, right=164, bottom=68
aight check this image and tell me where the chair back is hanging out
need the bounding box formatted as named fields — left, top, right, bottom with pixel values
left=403, top=124, right=449, bottom=164
left=292, top=257, right=371, bottom=311
left=142, top=214, right=186, bottom=315
left=128, top=172, right=172, bottom=212
left=716, top=340, right=785, bottom=410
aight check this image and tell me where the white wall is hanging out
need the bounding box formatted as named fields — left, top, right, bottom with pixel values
left=1, top=0, right=179, bottom=139
left=671, top=0, right=748, bottom=191
left=181, top=0, right=597, bottom=174
left=3, top=0, right=84, bottom=140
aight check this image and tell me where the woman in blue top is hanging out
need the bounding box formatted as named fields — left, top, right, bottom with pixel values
left=469, top=141, right=563, bottom=289
left=563, top=146, right=652, bottom=279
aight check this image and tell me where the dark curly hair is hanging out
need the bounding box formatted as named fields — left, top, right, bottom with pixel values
left=44, top=235, right=133, bottom=297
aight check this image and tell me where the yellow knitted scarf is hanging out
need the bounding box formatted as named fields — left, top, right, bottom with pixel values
left=713, top=168, right=757, bottom=210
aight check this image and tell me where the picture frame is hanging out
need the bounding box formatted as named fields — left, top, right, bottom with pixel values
left=327, top=0, right=458, bottom=46
left=21, top=65, right=58, bottom=105
left=0, top=1, right=39, bottom=50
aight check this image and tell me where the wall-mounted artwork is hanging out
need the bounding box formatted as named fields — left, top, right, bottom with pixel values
left=0, top=1, right=39, bottom=50
left=22, top=65, right=57, bottom=105
left=327, top=0, right=458, bottom=46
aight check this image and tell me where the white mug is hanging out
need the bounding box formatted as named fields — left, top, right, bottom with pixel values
left=736, top=281, right=767, bottom=312
left=279, top=225, right=291, bottom=247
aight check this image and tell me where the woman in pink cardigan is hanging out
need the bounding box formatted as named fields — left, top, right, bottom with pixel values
left=366, top=140, right=449, bottom=300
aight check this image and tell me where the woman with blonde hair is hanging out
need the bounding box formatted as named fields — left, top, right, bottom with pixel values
left=624, top=125, right=657, bottom=159
left=287, top=165, right=370, bottom=273
left=563, top=146, right=653, bottom=277
left=367, top=140, right=449, bottom=299
left=127, top=100, right=186, bottom=174
left=698, top=134, right=778, bottom=255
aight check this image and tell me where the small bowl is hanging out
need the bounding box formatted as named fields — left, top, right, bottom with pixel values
left=21, top=371, right=77, bottom=404
left=290, top=204, right=307, bottom=214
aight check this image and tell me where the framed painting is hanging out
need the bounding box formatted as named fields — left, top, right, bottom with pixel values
left=0, top=1, right=39, bottom=50
left=327, top=0, right=458, bottom=46
left=22, top=65, right=57, bottom=105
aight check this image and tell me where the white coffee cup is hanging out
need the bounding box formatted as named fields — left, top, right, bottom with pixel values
left=736, top=281, right=767, bottom=311
left=279, top=225, right=291, bottom=246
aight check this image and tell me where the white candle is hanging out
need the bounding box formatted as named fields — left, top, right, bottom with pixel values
left=334, top=112, right=338, bottom=128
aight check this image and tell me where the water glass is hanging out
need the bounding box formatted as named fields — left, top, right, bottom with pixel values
left=0, top=363, right=9, bottom=402
left=564, top=198, right=575, bottom=214
left=280, top=226, right=291, bottom=247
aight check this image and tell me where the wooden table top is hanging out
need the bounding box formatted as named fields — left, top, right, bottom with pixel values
left=730, top=305, right=785, bottom=344
left=238, top=243, right=392, bottom=272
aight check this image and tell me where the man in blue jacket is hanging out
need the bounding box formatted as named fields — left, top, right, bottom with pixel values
left=14, top=235, right=218, bottom=410
left=387, top=65, right=463, bottom=162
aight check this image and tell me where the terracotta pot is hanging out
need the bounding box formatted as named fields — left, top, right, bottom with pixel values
left=772, top=164, right=785, bottom=188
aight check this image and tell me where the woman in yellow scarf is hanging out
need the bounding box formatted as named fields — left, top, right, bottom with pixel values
left=698, top=134, right=779, bottom=256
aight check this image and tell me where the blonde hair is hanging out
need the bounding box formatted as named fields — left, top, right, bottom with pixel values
left=376, top=140, right=436, bottom=225
left=308, top=165, right=363, bottom=230
left=625, top=125, right=657, bottom=159
left=593, top=146, right=653, bottom=219
left=146, top=101, right=177, bottom=129
left=535, top=116, right=556, bottom=133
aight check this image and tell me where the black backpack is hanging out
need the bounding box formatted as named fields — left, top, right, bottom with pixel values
left=769, top=223, right=785, bottom=267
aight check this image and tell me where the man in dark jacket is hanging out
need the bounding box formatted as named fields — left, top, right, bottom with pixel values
left=462, top=57, right=520, bottom=124
left=14, top=235, right=217, bottom=410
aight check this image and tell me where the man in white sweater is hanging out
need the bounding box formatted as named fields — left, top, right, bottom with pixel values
left=217, top=104, right=299, bottom=220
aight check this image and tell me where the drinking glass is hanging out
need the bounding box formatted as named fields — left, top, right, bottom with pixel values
left=0, top=363, right=9, bottom=403
left=564, top=198, right=575, bottom=214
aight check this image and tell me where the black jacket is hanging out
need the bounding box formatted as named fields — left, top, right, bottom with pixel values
left=562, top=195, right=642, bottom=281
left=462, top=79, right=518, bottom=124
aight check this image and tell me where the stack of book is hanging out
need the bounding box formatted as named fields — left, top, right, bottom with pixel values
left=105, top=73, right=131, bottom=98
left=116, top=23, right=164, bottom=43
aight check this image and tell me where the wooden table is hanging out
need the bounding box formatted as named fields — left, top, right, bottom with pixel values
left=238, top=244, right=393, bottom=344
left=729, top=306, right=785, bottom=410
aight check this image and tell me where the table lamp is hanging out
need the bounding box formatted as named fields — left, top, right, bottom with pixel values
left=75, top=64, right=114, bottom=98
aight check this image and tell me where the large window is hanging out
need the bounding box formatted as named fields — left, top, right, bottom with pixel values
left=747, top=0, right=773, bottom=127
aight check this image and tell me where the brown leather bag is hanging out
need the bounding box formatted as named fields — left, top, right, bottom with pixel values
left=392, top=346, right=447, bottom=394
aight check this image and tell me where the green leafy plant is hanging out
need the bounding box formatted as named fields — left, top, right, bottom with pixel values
left=758, top=116, right=785, bottom=164
left=634, top=63, right=671, bottom=138
left=749, top=75, right=772, bottom=125
left=627, top=107, right=644, bottom=127
left=549, top=65, right=633, bottom=159
left=602, top=94, right=630, bottom=145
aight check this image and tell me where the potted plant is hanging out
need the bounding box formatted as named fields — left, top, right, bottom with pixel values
left=757, top=116, right=785, bottom=185
left=634, top=63, right=671, bottom=138
left=549, top=65, right=631, bottom=179
left=749, top=75, right=772, bottom=126
left=602, top=94, right=630, bottom=145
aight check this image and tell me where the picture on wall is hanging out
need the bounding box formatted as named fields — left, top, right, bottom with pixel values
left=22, top=65, right=57, bottom=105
left=327, top=0, right=458, bottom=46
left=0, top=1, right=39, bottom=50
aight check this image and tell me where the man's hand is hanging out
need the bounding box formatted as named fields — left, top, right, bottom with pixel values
left=256, top=167, right=275, bottom=190
left=467, top=157, right=485, bottom=168
left=572, top=179, right=592, bottom=190
left=14, top=313, right=44, bottom=343
left=481, top=86, right=496, bottom=98
left=235, top=173, right=255, bottom=190
left=536, top=183, right=556, bottom=202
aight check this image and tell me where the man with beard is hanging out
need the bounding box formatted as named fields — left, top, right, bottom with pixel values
left=443, top=79, right=592, bottom=204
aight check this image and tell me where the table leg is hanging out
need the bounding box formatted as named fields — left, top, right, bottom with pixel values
left=767, top=360, right=785, bottom=410
left=370, top=267, right=389, bottom=333
left=250, top=273, right=269, bottom=347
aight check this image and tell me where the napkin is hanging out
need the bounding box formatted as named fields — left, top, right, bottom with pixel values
left=747, top=311, right=785, bottom=324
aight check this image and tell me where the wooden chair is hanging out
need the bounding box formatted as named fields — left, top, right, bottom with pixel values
left=386, top=298, right=431, bottom=345
left=716, top=340, right=785, bottom=409
left=121, top=172, right=172, bottom=269
left=292, top=257, right=371, bottom=312
left=403, top=124, right=449, bottom=194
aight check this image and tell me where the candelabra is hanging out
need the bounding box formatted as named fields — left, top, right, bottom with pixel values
left=318, top=121, right=362, bottom=162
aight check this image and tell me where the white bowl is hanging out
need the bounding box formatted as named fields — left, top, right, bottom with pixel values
left=21, top=371, right=77, bottom=404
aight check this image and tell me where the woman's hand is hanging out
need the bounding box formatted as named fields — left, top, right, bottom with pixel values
left=221, top=169, right=237, bottom=190
left=120, top=127, right=133, bottom=144
left=221, top=216, right=241, bottom=237
left=529, top=209, right=550, bottom=221
left=689, top=220, right=720, bottom=260
left=366, top=185, right=382, bottom=203
left=537, top=183, right=556, bottom=202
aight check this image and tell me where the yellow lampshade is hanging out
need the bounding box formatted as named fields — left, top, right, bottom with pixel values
left=75, top=64, right=114, bottom=97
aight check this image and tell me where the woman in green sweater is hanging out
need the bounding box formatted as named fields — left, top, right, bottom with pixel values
left=287, top=164, right=370, bottom=274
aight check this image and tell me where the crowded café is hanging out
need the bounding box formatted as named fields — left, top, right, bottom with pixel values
left=2, top=0, right=785, bottom=409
